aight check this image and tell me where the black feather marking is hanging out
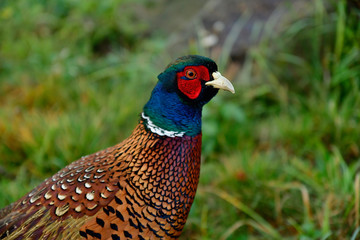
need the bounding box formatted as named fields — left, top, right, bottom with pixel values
left=126, top=207, right=135, bottom=218
left=86, top=229, right=102, bottom=239
left=79, top=230, right=87, bottom=238
left=147, top=223, right=162, bottom=238
left=124, top=185, right=135, bottom=198
left=114, top=196, right=123, bottom=205
left=125, top=196, right=132, bottom=205
left=129, top=218, right=138, bottom=229
left=96, top=217, right=105, bottom=228
left=156, top=209, right=168, bottom=219
left=145, top=206, right=156, bottom=217
left=155, top=218, right=165, bottom=226
left=116, top=181, right=124, bottom=190
left=136, top=218, right=145, bottom=232
left=111, top=234, right=120, bottom=240
left=131, top=205, right=142, bottom=218
left=124, top=230, right=132, bottom=238
left=110, top=223, right=118, bottom=231
left=160, top=224, right=177, bottom=237
left=141, top=210, right=152, bottom=222
left=103, top=207, right=110, bottom=216
left=107, top=206, right=115, bottom=214
left=115, top=210, right=124, bottom=221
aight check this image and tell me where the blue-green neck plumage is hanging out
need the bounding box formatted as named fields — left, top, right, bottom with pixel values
left=143, top=55, right=219, bottom=137
left=143, top=82, right=202, bottom=137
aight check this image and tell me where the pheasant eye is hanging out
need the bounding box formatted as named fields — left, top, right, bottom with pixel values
left=185, top=69, right=197, bottom=79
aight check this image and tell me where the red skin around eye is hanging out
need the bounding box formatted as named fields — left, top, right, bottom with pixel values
left=177, top=66, right=210, bottom=99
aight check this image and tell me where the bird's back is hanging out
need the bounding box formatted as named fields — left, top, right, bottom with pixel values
left=0, top=120, right=202, bottom=239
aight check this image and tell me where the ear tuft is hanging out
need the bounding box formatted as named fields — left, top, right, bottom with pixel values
left=158, top=71, right=176, bottom=91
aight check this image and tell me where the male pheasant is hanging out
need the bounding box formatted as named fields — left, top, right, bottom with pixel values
left=0, top=55, right=235, bottom=240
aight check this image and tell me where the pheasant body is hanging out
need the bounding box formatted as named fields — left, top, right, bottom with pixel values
left=0, top=55, right=234, bottom=239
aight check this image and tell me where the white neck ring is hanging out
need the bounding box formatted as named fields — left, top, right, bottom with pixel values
left=141, top=112, right=185, bottom=138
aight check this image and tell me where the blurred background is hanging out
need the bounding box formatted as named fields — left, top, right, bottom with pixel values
left=1, top=0, right=360, bottom=239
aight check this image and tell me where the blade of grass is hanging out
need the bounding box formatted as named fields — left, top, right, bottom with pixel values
left=204, top=188, right=281, bottom=239
left=355, top=173, right=360, bottom=228
left=334, top=0, right=346, bottom=62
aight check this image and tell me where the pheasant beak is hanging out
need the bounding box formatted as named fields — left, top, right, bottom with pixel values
left=205, top=72, right=235, bottom=93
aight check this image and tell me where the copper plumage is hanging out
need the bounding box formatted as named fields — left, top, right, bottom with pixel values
left=0, top=122, right=201, bottom=239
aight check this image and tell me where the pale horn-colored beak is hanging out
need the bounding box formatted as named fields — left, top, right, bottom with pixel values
left=205, top=71, right=235, bottom=93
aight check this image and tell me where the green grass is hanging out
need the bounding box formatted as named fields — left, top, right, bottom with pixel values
left=1, top=0, right=360, bottom=239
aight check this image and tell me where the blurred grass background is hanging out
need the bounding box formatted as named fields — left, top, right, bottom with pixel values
left=1, top=0, right=360, bottom=239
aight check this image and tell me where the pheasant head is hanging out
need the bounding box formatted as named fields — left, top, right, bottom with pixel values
left=144, top=55, right=235, bottom=137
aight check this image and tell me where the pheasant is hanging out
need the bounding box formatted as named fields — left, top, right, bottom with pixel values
left=0, top=55, right=235, bottom=240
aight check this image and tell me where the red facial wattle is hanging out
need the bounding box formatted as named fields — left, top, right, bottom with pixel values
left=177, top=66, right=210, bottom=99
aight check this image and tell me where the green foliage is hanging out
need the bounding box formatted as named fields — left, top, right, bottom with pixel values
left=1, top=0, right=360, bottom=239
left=0, top=0, right=164, bottom=205
left=185, top=0, right=360, bottom=239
